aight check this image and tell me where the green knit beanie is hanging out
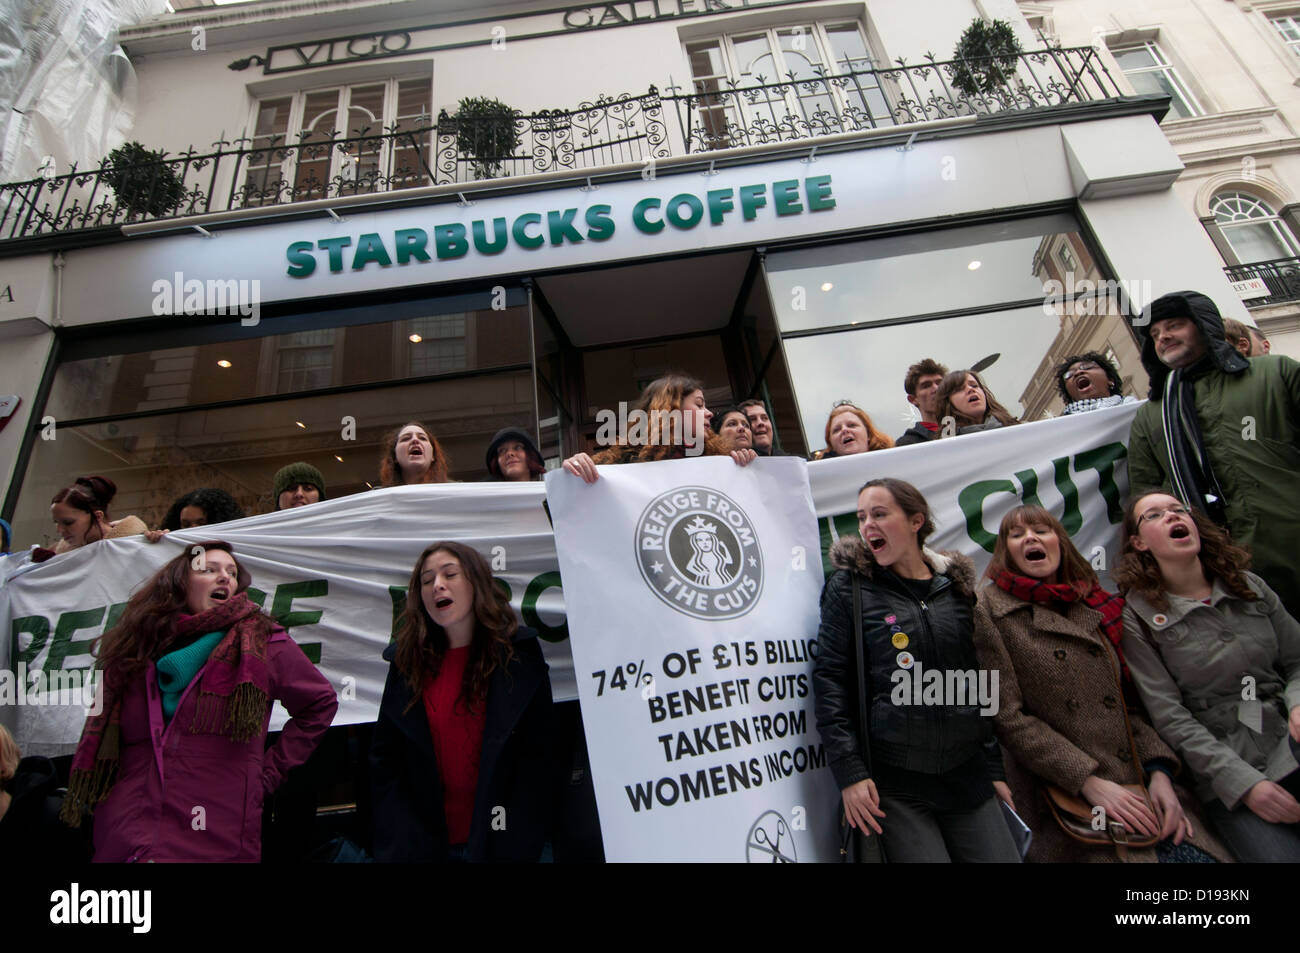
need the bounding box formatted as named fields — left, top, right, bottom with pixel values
left=273, top=462, right=325, bottom=507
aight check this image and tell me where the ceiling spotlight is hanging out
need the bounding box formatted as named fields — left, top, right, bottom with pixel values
left=217, top=359, right=232, bottom=368
left=334, top=454, right=344, bottom=462
left=968, top=260, right=981, bottom=270
left=295, top=421, right=306, bottom=429
left=364, top=481, right=373, bottom=489
left=820, top=282, right=833, bottom=292
left=409, top=333, right=423, bottom=343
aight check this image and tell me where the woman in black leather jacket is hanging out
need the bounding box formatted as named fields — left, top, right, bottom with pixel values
left=812, top=478, right=1021, bottom=862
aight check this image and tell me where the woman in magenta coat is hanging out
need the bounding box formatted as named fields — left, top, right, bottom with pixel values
left=61, top=541, right=337, bottom=862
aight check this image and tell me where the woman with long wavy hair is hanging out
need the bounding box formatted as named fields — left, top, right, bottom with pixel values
left=561, top=372, right=756, bottom=483
left=59, top=541, right=337, bottom=862
left=1115, top=490, right=1300, bottom=862
left=378, top=421, right=452, bottom=486
left=370, top=541, right=554, bottom=861
left=934, top=369, right=1021, bottom=436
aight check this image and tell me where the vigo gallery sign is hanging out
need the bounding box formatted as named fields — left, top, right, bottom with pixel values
left=249, top=0, right=794, bottom=74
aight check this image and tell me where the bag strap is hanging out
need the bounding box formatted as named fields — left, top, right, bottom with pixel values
left=1103, top=618, right=1147, bottom=789
left=850, top=575, right=872, bottom=779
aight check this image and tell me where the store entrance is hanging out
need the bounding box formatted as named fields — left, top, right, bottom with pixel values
left=531, top=248, right=807, bottom=462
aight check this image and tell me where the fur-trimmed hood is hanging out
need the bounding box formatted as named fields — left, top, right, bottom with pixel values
left=828, top=536, right=977, bottom=598
left=1127, top=290, right=1249, bottom=400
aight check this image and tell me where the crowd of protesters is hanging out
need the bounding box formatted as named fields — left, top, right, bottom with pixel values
left=5, top=289, right=1299, bottom=864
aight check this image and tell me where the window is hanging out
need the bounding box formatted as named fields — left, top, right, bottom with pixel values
left=1109, top=41, right=1201, bottom=120
left=243, top=78, right=432, bottom=207
left=276, top=329, right=337, bottom=392
left=1211, top=191, right=1300, bottom=263
left=765, top=215, right=1149, bottom=437
left=684, top=21, right=891, bottom=148
left=407, top=314, right=469, bottom=376
left=1270, top=14, right=1300, bottom=58
left=1057, top=242, right=1077, bottom=275
left=17, top=293, right=536, bottom=548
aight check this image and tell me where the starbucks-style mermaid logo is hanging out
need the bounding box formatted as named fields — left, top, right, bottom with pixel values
left=685, top=516, right=735, bottom=587
left=636, top=486, right=763, bottom=621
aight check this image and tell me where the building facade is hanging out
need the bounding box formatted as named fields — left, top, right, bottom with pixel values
left=1021, top=0, right=1300, bottom=360
left=0, top=0, right=1250, bottom=550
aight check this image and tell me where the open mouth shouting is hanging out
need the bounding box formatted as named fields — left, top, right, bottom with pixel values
left=210, top=586, right=230, bottom=602
left=866, top=534, right=888, bottom=555
left=1022, top=544, right=1048, bottom=563
left=1169, top=523, right=1191, bottom=540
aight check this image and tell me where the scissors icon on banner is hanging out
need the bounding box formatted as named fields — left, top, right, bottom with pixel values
left=747, top=811, right=797, bottom=863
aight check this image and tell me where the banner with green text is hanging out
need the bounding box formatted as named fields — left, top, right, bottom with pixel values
left=2, top=403, right=1138, bottom=755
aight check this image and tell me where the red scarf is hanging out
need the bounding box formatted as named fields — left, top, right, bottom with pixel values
left=60, top=593, right=273, bottom=827
left=993, top=570, right=1130, bottom=680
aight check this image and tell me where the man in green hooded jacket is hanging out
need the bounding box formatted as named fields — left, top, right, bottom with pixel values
left=1126, top=290, right=1300, bottom=619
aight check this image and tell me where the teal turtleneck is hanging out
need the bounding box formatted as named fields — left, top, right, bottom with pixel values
left=156, top=630, right=225, bottom=722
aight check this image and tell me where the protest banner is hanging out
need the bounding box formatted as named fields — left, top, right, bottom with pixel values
left=2, top=403, right=1140, bottom=762
left=545, top=455, right=840, bottom=862
left=0, top=482, right=568, bottom=754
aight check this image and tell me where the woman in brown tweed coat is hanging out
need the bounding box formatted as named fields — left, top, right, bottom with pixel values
left=971, top=505, right=1229, bottom=863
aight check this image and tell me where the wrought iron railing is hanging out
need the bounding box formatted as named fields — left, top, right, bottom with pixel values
left=664, top=44, right=1123, bottom=152
left=1224, top=257, right=1300, bottom=307
left=0, top=46, right=1125, bottom=244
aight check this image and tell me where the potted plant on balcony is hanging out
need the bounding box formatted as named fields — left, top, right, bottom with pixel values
left=102, top=141, right=187, bottom=218
left=950, top=18, right=1023, bottom=97
left=448, top=97, right=522, bottom=179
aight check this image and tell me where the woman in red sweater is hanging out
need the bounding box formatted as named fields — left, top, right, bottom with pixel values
left=370, top=541, right=554, bottom=861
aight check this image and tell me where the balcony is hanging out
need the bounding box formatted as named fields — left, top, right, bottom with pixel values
left=0, top=45, right=1124, bottom=248
left=1224, top=258, right=1300, bottom=307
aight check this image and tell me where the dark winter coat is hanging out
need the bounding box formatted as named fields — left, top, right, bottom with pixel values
left=895, top=423, right=938, bottom=446
left=973, top=584, right=1230, bottom=863
left=1126, top=290, right=1300, bottom=618
left=0, top=756, right=86, bottom=862
left=370, top=627, right=554, bottom=862
left=813, top=539, right=1000, bottom=790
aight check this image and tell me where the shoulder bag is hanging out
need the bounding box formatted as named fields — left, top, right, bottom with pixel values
left=1041, top=627, right=1159, bottom=860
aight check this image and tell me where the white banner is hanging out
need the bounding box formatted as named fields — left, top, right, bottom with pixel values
left=0, top=482, right=571, bottom=755
left=546, top=456, right=839, bottom=862
left=2, top=403, right=1140, bottom=771
left=808, top=401, right=1138, bottom=585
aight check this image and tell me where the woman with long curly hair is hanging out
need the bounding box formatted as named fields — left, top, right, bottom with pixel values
left=1115, top=490, right=1300, bottom=862
left=561, top=372, right=756, bottom=483
left=378, top=421, right=451, bottom=486
left=972, top=505, right=1227, bottom=863
left=934, top=370, right=1021, bottom=436
left=370, top=541, right=553, bottom=861
left=815, top=402, right=894, bottom=459
left=59, top=541, right=337, bottom=862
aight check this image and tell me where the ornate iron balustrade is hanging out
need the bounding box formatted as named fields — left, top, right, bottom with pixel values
left=663, top=45, right=1124, bottom=152
left=1224, top=258, right=1300, bottom=307
left=0, top=46, right=1121, bottom=244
